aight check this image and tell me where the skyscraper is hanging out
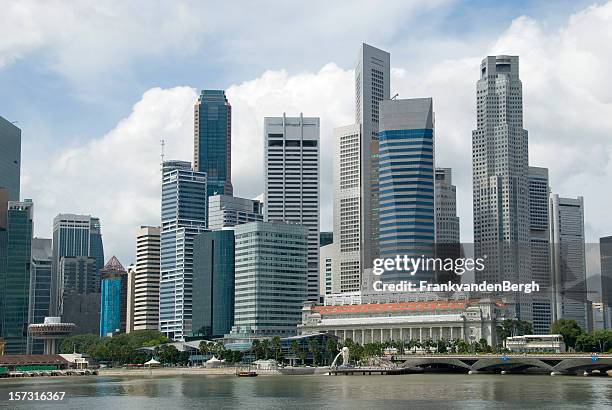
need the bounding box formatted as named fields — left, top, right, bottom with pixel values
left=0, top=115, right=21, bottom=202
left=27, top=237, right=52, bottom=353
left=207, top=194, right=263, bottom=230
left=159, top=160, right=207, bottom=340
left=472, top=55, right=531, bottom=321
left=355, top=43, right=390, bottom=269
left=264, top=114, right=320, bottom=302
left=99, top=256, right=128, bottom=336
left=0, top=200, right=33, bottom=354
left=550, top=194, right=587, bottom=330
left=378, top=98, right=435, bottom=280
left=132, top=226, right=160, bottom=331
left=600, top=236, right=612, bottom=329
left=194, top=90, right=233, bottom=197
left=60, top=256, right=101, bottom=336
left=332, top=124, right=363, bottom=293
left=528, top=167, right=553, bottom=334
left=435, top=168, right=459, bottom=244
left=51, top=214, right=104, bottom=316
left=231, top=221, right=308, bottom=337
left=192, top=229, right=235, bottom=339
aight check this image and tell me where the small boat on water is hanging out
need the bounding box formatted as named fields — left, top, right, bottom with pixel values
left=236, top=371, right=258, bottom=377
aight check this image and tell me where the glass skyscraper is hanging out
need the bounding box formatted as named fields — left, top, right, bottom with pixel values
left=0, top=200, right=33, bottom=354
left=99, top=256, right=127, bottom=336
left=192, top=229, right=235, bottom=339
left=159, top=160, right=207, bottom=340
left=27, top=237, right=52, bottom=354
left=378, top=98, right=435, bottom=281
left=194, top=90, right=233, bottom=197
left=0, top=115, right=21, bottom=202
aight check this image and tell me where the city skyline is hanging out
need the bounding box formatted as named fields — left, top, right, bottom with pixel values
left=1, top=2, right=611, bottom=275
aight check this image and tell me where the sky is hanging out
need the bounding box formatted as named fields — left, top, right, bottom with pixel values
left=1, top=0, right=611, bottom=270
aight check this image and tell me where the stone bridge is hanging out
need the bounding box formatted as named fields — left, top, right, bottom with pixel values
left=396, top=354, right=612, bottom=375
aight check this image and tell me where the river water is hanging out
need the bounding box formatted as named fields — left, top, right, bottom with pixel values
left=0, top=374, right=611, bottom=409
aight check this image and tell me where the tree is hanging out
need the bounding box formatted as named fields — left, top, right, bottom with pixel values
left=551, top=319, right=583, bottom=349
left=326, top=338, right=338, bottom=365
left=497, top=319, right=533, bottom=340
left=290, top=340, right=301, bottom=366
left=308, top=338, right=321, bottom=366
left=251, top=340, right=263, bottom=360
left=260, top=339, right=271, bottom=360
left=272, top=336, right=282, bottom=361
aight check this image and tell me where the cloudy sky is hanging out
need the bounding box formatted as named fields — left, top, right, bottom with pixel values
left=1, top=0, right=611, bottom=268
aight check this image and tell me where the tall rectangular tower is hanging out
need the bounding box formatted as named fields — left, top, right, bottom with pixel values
left=528, top=167, right=553, bottom=334
left=472, top=55, right=531, bottom=321
left=0, top=115, right=21, bottom=202
left=378, top=98, right=435, bottom=281
left=549, top=194, right=587, bottom=330
left=600, top=236, right=612, bottom=329
left=27, top=237, right=52, bottom=353
left=133, top=226, right=161, bottom=331
left=0, top=200, right=33, bottom=354
left=208, top=194, right=263, bottom=230
left=264, top=114, right=320, bottom=302
left=355, top=43, right=390, bottom=268
left=435, top=168, right=460, bottom=244
left=159, top=160, right=207, bottom=340
left=194, top=90, right=233, bottom=197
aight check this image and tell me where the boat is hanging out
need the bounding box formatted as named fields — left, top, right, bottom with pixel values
left=236, top=371, right=258, bottom=377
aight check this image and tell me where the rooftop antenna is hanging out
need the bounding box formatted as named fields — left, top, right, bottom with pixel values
left=160, top=139, right=165, bottom=169
left=391, top=93, right=399, bottom=100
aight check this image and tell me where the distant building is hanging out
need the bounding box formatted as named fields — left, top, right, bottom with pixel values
left=194, top=90, right=233, bottom=197
left=435, top=168, right=459, bottom=244
left=126, top=264, right=136, bottom=333
left=132, top=226, right=160, bottom=331
left=208, top=194, right=263, bottom=230
left=299, top=299, right=505, bottom=346
left=319, top=243, right=335, bottom=297
left=319, top=232, right=333, bottom=247
left=550, top=195, right=587, bottom=330
left=600, top=236, right=612, bottom=329
left=59, top=256, right=100, bottom=335
left=99, top=256, right=127, bottom=336
left=529, top=167, right=553, bottom=334
left=0, top=115, right=21, bottom=201
left=27, top=238, right=52, bottom=354
left=51, top=214, right=104, bottom=316
left=505, top=334, right=565, bottom=353
left=592, top=302, right=606, bottom=330
left=159, top=160, right=207, bottom=340
left=264, top=114, right=320, bottom=302
left=0, top=200, right=33, bottom=354
left=230, top=222, right=308, bottom=338
left=192, top=230, right=235, bottom=339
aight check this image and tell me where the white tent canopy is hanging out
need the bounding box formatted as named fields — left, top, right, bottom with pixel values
left=145, top=358, right=160, bottom=366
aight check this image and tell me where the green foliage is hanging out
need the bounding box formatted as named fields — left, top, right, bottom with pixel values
left=497, top=319, right=533, bottom=340
left=575, top=330, right=612, bottom=353
left=550, top=319, right=583, bottom=349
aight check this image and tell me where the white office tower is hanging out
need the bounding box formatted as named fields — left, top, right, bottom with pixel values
left=264, top=114, right=320, bottom=302
left=549, top=194, right=587, bottom=330
left=435, top=168, right=460, bottom=244
left=319, top=243, right=335, bottom=297
left=159, top=160, right=207, bottom=340
left=332, top=124, right=363, bottom=293
left=132, top=226, right=160, bottom=331
left=528, top=167, right=553, bottom=334
left=356, top=43, right=390, bottom=269
left=208, top=194, right=263, bottom=230
left=472, top=55, right=532, bottom=322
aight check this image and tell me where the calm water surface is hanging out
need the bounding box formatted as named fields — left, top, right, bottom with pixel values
left=0, top=374, right=611, bottom=409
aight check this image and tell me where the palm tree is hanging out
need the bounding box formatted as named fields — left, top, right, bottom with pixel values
left=290, top=340, right=301, bottom=366
left=260, top=339, right=271, bottom=360
left=271, top=336, right=282, bottom=362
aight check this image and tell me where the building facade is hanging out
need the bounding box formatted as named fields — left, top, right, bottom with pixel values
left=319, top=243, right=335, bottom=297
left=231, top=222, right=308, bottom=337
left=194, top=90, right=233, bottom=197
left=356, top=43, right=390, bottom=269
left=51, top=214, right=104, bottom=316
left=192, top=230, right=235, bottom=339
left=434, top=168, right=459, bottom=244
left=600, top=236, right=612, bottom=329
left=528, top=167, right=553, bottom=334
left=0, top=200, right=33, bottom=354
left=549, top=195, right=587, bottom=329
left=160, top=160, right=207, bottom=340
left=208, top=194, right=263, bottom=230
left=264, top=114, right=320, bottom=302
left=131, top=226, right=160, bottom=331
left=299, top=299, right=505, bottom=346
left=99, top=256, right=127, bottom=336
left=378, top=98, right=435, bottom=282
left=59, top=256, right=101, bottom=335
left=27, top=238, right=52, bottom=353
left=0, top=115, right=21, bottom=202
left=472, top=55, right=531, bottom=322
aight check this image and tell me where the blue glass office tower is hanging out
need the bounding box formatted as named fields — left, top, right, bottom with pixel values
left=160, top=160, right=207, bottom=340
left=194, top=90, right=233, bottom=197
left=0, top=115, right=21, bottom=202
left=378, top=98, right=435, bottom=280
left=99, top=256, right=127, bottom=336
left=0, top=200, right=33, bottom=354
left=192, top=230, right=235, bottom=339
